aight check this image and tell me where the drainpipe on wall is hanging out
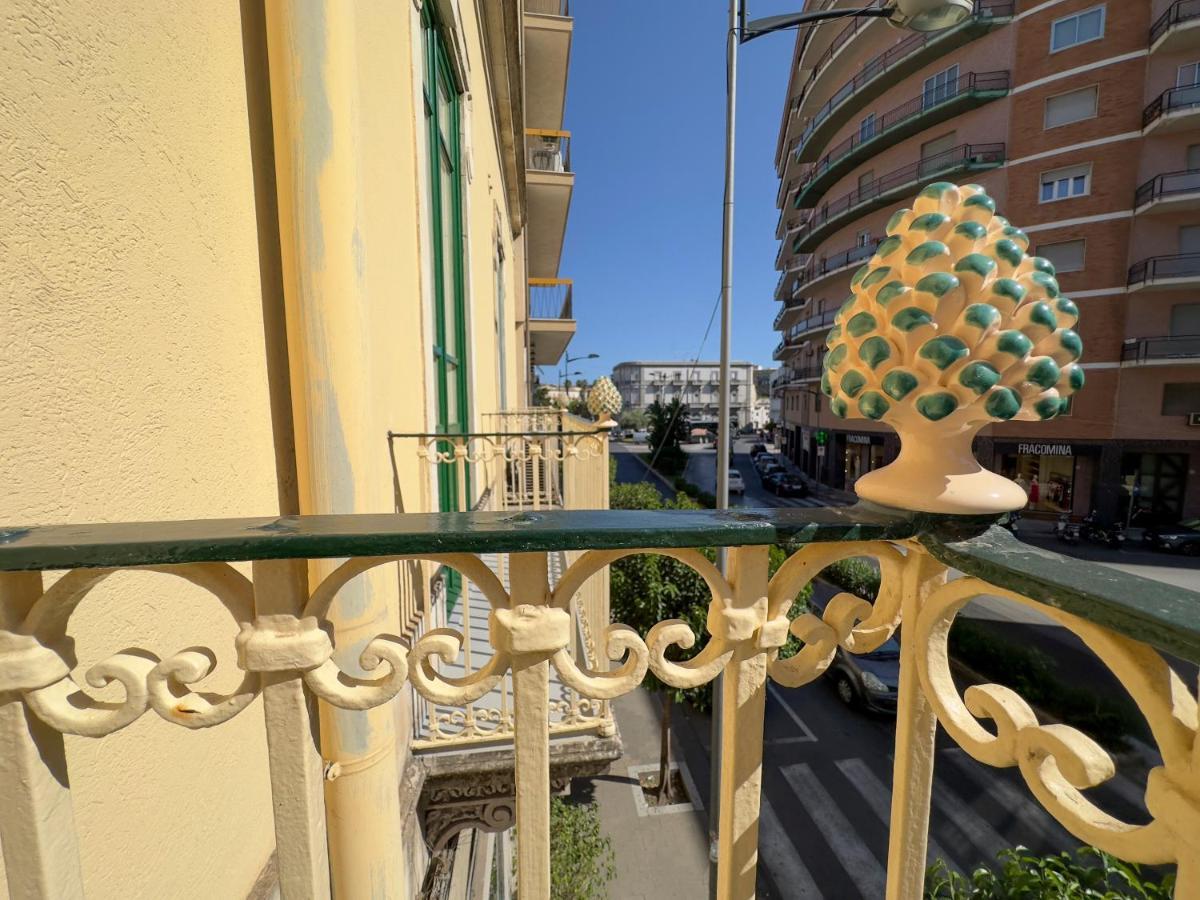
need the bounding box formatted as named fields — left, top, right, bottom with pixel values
left=262, top=3, right=408, bottom=896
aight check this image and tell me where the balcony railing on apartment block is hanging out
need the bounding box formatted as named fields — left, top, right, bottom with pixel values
left=524, top=0, right=570, bottom=17
left=773, top=295, right=808, bottom=330
left=1134, top=168, right=1200, bottom=208
left=1151, top=0, right=1200, bottom=46
left=1143, top=82, right=1200, bottom=129
left=795, top=71, right=1010, bottom=209
left=525, top=129, right=572, bottom=174
left=1122, top=334, right=1200, bottom=363
left=529, top=278, right=573, bottom=319
left=792, top=143, right=1006, bottom=253
left=1127, top=253, right=1200, bottom=286
left=791, top=1, right=1013, bottom=162
left=4, top=499, right=1198, bottom=897
left=796, top=239, right=880, bottom=292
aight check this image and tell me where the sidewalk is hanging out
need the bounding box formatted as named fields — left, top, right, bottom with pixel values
left=573, top=688, right=710, bottom=900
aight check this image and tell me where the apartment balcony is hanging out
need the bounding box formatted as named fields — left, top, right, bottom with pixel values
left=794, top=71, right=1010, bottom=210
left=1127, top=254, right=1200, bottom=291
left=792, top=143, right=1006, bottom=254
left=1122, top=334, right=1200, bottom=365
left=791, top=0, right=1013, bottom=164
left=1150, top=0, right=1200, bottom=54
left=6, top=460, right=1194, bottom=897
left=526, top=130, right=574, bottom=278
left=796, top=239, right=880, bottom=295
left=773, top=294, right=809, bottom=330
left=524, top=0, right=572, bottom=130
left=1143, top=83, right=1200, bottom=134
left=1134, top=168, right=1200, bottom=214
left=773, top=310, right=839, bottom=361
left=528, top=278, right=575, bottom=365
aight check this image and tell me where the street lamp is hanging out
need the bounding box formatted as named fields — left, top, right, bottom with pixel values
left=560, top=352, right=599, bottom=399
left=708, top=0, right=972, bottom=889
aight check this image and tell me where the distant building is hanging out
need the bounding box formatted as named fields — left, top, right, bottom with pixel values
left=612, top=360, right=756, bottom=428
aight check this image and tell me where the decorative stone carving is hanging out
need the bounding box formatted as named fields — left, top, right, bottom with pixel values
left=822, top=182, right=1084, bottom=513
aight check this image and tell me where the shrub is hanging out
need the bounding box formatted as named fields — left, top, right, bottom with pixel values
left=925, top=846, right=1174, bottom=899
left=515, top=797, right=615, bottom=899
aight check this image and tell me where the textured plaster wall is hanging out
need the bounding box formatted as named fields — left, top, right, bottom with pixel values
left=0, top=3, right=277, bottom=897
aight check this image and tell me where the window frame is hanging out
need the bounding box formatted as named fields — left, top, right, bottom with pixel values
left=1034, top=238, right=1087, bottom=274
left=1050, top=5, right=1106, bottom=54
left=1043, top=84, right=1099, bottom=130
left=922, top=64, right=961, bottom=110
left=1039, top=163, right=1093, bottom=204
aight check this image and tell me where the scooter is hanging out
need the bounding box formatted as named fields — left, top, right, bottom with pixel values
left=1055, top=513, right=1080, bottom=545
left=1001, top=509, right=1021, bottom=536
left=1082, top=511, right=1125, bottom=549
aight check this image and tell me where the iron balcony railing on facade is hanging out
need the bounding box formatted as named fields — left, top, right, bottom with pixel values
left=528, top=278, right=573, bottom=319
left=1143, top=82, right=1200, bottom=129
left=772, top=294, right=808, bottom=329
left=795, top=71, right=1010, bottom=210
left=1134, top=168, right=1200, bottom=208
left=1151, top=0, right=1200, bottom=46
left=1127, top=253, right=1200, bottom=287
left=796, top=239, right=880, bottom=292
left=792, top=143, right=1006, bottom=253
left=778, top=309, right=838, bottom=347
left=1122, top=334, right=1200, bottom=364
left=791, top=0, right=1013, bottom=162
left=525, top=129, right=572, bottom=174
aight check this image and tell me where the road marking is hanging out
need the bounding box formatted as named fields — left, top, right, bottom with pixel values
left=767, top=684, right=818, bottom=744
left=939, top=749, right=1073, bottom=849
left=782, top=763, right=887, bottom=899
left=834, top=758, right=960, bottom=873
left=930, top=776, right=1008, bottom=864
left=759, top=795, right=823, bottom=898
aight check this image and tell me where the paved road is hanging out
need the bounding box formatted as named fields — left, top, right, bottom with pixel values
left=611, top=442, right=672, bottom=500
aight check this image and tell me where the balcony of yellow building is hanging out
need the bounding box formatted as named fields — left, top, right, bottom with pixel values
left=528, top=277, right=576, bottom=366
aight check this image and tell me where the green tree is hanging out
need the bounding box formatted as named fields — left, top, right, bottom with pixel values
left=567, top=398, right=588, bottom=418
left=533, top=384, right=551, bottom=407
left=647, top=398, right=689, bottom=474
left=514, top=797, right=615, bottom=899
left=618, top=408, right=650, bottom=430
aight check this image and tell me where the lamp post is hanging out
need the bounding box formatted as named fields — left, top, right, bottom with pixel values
left=560, top=352, right=599, bottom=403
left=709, top=1, right=974, bottom=890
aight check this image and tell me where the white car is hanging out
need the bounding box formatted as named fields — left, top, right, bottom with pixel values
left=728, top=470, right=745, bottom=495
left=631, top=430, right=650, bottom=443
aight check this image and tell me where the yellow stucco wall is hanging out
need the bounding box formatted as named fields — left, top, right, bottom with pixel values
left=0, top=3, right=277, bottom=897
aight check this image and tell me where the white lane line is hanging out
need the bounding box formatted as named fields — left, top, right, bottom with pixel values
left=759, top=795, right=824, bottom=898
left=834, top=758, right=961, bottom=873
left=939, top=749, right=1073, bottom=849
left=930, top=777, right=1008, bottom=864
left=766, top=684, right=819, bottom=744
left=782, top=763, right=887, bottom=899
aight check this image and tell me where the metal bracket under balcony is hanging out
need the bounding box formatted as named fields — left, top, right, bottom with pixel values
left=1151, top=0, right=1200, bottom=54
left=791, top=1, right=1012, bottom=165
left=1122, top=334, right=1200, bottom=365
left=1134, top=168, right=1200, bottom=214
left=1127, top=254, right=1200, bottom=291
left=1143, top=83, right=1200, bottom=134
left=792, top=143, right=1005, bottom=255
left=794, top=71, right=1010, bottom=211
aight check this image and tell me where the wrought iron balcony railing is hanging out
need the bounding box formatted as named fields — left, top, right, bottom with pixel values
left=1143, top=82, right=1200, bottom=129
left=792, top=143, right=1006, bottom=253
left=3, top=501, right=1198, bottom=897
left=1121, top=334, right=1200, bottom=364
left=772, top=295, right=808, bottom=330
left=1151, top=0, right=1200, bottom=46
left=525, top=129, right=572, bottom=174
left=1134, top=168, right=1200, bottom=209
left=1127, top=253, right=1200, bottom=287
left=796, top=239, right=880, bottom=292
left=795, top=71, right=1010, bottom=210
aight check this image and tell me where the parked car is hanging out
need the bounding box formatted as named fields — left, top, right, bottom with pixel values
left=760, top=463, right=786, bottom=483
left=754, top=453, right=778, bottom=474
left=631, top=430, right=650, bottom=444
left=749, top=443, right=768, bottom=459
left=767, top=473, right=809, bottom=497
left=1143, top=519, right=1200, bottom=555
left=728, top=470, right=745, bottom=495
left=808, top=592, right=899, bottom=713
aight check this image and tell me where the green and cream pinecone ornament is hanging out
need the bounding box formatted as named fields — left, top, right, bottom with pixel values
left=587, top=375, right=622, bottom=426
left=820, top=181, right=1084, bottom=513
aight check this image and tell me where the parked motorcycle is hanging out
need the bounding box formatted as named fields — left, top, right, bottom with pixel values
left=1055, top=513, right=1080, bottom=545
left=1082, top=511, right=1125, bottom=549
left=1000, top=509, right=1021, bottom=536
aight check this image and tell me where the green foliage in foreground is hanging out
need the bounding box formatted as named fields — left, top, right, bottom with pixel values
left=547, top=797, right=615, bottom=900
left=925, top=847, right=1174, bottom=899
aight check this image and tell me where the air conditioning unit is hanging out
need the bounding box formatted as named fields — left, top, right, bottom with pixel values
left=1188, top=412, right=1200, bottom=426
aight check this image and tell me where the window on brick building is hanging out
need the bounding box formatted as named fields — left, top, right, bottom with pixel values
left=1040, top=163, right=1091, bottom=202
left=1035, top=238, right=1085, bottom=273
left=1188, top=144, right=1200, bottom=170
left=857, top=170, right=875, bottom=195
left=1050, top=5, right=1105, bottom=52
left=1171, top=304, right=1200, bottom=335
left=1044, top=85, right=1098, bottom=129
left=1181, top=225, right=1200, bottom=253
left=859, top=113, right=876, bottom=142
left=1163, top=383, right=1200, bottom=415
left=922, top=64, right=960, bottom=110
left=1178, top=62, right=1200, bottom=87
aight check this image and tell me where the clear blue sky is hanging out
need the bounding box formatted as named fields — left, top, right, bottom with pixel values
left=550, top=1, right=801, bottom=385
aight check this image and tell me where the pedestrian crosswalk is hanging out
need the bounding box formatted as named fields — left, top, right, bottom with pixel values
left=754, top=747, right=1140, bottom=900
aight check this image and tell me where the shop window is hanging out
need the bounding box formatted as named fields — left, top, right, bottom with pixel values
left=1044, top=85, right=1098, bottom=129
left=1162, top=382, right=1200, bottom=415
left=1040, top=163, right=1091, bottom=203
left=1050, top=5, right=1105, bottom=53
left=1122, top=452, right=1188, bottom=522
left=1035, top=238, right=1085, bottom=273
left=999, top=450, right=1077, bottom=513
